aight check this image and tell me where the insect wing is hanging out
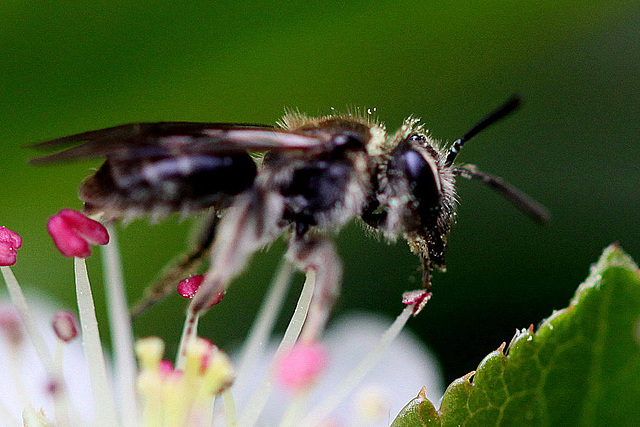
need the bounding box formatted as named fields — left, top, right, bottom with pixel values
left=29, top=122, right=326, bottom=220
left=30, top=122, right=324, bottom=164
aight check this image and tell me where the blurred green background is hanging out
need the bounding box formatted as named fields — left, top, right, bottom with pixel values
left=1, top=1, right=639, bottom=385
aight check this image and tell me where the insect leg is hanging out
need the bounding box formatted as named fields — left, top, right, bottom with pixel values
left=453, top=164, right=550, bottom=224
left=129, top=210, right=220, bottom=318
left=286, top=235, right=342, bottom=343
left=190, top=190, right=285, bottom=314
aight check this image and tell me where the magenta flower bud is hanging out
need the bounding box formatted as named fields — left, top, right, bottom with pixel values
left=52, top=310, right=79, bottom=343
left=177, top=275, right=224, bottom=308
left=177, top=275, right=205, bottom=299
left=47, top=209, right=109, bottom=258
left=276, top=342, right=327, bottom=391
left=0, top=226, right=22, bottom=266
left=0, top=307, right=24, bottom=347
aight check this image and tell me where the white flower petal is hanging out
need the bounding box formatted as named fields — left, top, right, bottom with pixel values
left=0, top=294, right=96, bottom=424
left=232, top=310, right=443, bottom=426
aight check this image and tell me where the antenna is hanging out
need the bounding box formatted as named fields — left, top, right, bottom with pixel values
left=453, top=165, right=550, bottom=224
left=445, top=96, right=521, bottom=166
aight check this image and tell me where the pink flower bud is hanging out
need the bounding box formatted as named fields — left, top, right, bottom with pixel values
left=0, top=226, right=22, bottom=266
left=0, top=307, right=24, bottom=347
left=52, top=310, right=79, bottom=342
left=276, top=342, right=327, bottom=391
left=177, top=275, right=224, bottom=308
left=177, top=275, right=205, bottom=299
left=47, top=209, right=109, bottom=258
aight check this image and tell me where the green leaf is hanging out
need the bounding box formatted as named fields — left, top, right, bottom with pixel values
left=392, top=244, right=640, bottom=426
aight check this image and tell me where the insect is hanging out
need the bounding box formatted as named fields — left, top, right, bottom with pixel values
left=31, top=96, right=548, bottom=341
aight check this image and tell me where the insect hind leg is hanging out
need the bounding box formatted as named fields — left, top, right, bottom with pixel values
left=130, top=211, right=220, bottom=318
left=287, top=234, right=342, bottom=343
left=190, top=190, right=286, bottom=313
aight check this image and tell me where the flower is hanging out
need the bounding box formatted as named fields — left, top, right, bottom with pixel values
left=0, top=218, right=443, bottom=426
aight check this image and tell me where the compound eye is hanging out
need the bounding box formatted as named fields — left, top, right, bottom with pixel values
left=401, top=149, right=442, bottom=217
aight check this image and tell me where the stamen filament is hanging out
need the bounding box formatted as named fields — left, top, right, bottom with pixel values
left=238, top=269, right=316, bottom=427
left=100, top=225, right=139, bottom=424
left=73, top=257, right=119, bottom=427
left=235, top=260, right=295, bottom=395
left=176, top=309, right=199, bottom=371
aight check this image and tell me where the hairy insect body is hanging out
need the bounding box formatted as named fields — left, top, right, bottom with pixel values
left=32, top=97, right=548, bottom=338
left=268, top=116, right=374, bottom=236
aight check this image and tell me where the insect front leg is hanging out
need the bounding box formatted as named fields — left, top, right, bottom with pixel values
left=286, top=234, right=342, bottom=343
left=190, top=190, right=285, bottom=314
left=130, top=210, right=220, bottom=318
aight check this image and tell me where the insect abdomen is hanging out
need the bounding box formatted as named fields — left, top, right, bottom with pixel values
left=80, top=153, right=256, bottom=219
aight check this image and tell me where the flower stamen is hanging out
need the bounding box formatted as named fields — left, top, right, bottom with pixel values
left=73, top=257, right=119, bottom=426
left=47, top=209, right=109, bottom=258
left=100, top=225, right=138, bottom=424
left=52, top=311, right=78, bottom=343
left=238, top=269, right=316, bottom=426
left=135, top=336, right=234, bottom=427
left=235, top=260, right=295, bottom=399
left=0, top=226, right=22, bottom=266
